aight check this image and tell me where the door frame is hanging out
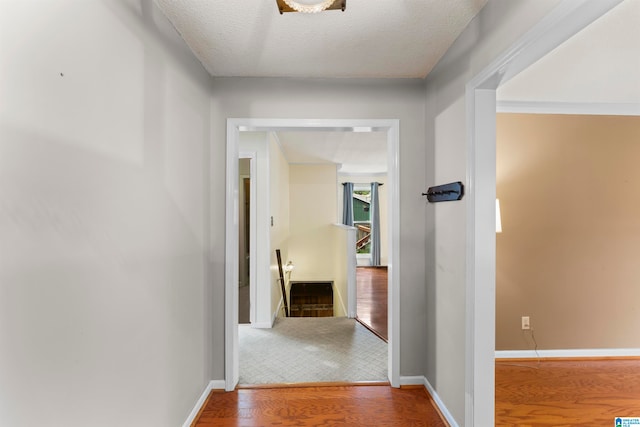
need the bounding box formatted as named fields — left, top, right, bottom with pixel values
left=238, top=152, right=257, bottom=324
left=225, top=118, right=400, bottom=391
left=465, top=0, right=623, bottom=424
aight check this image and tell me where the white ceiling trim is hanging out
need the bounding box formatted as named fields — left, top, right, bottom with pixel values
left=338, top=171, right=388, bottom=177
left=496, top=100, right=640, bottom=116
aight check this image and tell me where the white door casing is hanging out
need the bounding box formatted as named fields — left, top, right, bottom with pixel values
left=225, top=119, right=400, bottom=391
left=465, top=1, right=623, bottom=425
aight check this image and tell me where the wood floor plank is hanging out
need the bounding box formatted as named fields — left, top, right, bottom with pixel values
left=356, top=266, right=388, bottom=341
left=194, top=385, right=447, bottom=427
left=496, top=359, right=640, bottom=426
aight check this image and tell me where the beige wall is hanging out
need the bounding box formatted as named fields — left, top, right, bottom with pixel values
left=496, top=113, right=640, bottom=350
left=269, top=133, right=291, bottom=318
left=288, top=164, right=338, bottom=283
left=331, top=225, right=351, bottom=317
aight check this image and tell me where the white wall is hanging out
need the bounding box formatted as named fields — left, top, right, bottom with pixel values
left=0, top=0, right=213, bottom=426
left=238, top=132, right=272, bottom=326
left=331, top=225, right=354, bottom=317
left=211, top=78, right=427, bottom=377
left=422, top=0, right=562, bottom=424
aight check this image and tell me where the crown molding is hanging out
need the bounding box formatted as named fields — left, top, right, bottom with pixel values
left=497, top=100, right=640, bottom=116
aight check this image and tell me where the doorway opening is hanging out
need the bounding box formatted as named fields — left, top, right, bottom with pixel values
left=225, top=119, right=400, bottom=391
left=238, top=159, right=251, bottom=324
left=466, top=1, right=624, bottom=424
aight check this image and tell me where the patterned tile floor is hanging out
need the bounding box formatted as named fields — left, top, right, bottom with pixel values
left=239, top=317, right=388, bottom=385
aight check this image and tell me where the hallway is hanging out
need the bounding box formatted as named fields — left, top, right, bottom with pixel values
left=238, top=317, right=387, bottom=385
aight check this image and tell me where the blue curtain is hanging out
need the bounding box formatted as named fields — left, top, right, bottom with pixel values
left=342, top=182, right=354, bottom=226
left=370, top=182, right=381, bottom=266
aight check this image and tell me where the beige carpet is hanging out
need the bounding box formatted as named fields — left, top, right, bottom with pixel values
left=239, top=317, right=388, bottom=385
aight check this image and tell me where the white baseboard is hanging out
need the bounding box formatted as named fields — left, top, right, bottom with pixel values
left=182, top=380, right=225, bottom=427
left=252, top=321, right=273, bottom=329
left=274, top=296, right=284, bottom=321
left=333, top=283, right=348, bottom=317
left=209, top=380, right=225, bottom=389
left=400, top=376, right=459, bottom=427
left=496, top=348, right=640, bottom=359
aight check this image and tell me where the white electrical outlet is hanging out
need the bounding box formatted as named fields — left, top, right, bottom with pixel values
left=521, top=316, right=530, bottom=330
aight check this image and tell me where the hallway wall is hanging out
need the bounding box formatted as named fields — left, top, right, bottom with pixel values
left=423, top=0, right=562, bottom=423
left=210, top=78, right=428, bottom=380
left=496, top=113, right=640, bottom=350
left=0, top=1, right=213, bottom=425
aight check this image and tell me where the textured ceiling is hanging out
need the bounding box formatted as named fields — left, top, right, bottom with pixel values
left=154, top=0, right=638, bottom=173
left=498, top=0, right=640, bottom=104
left=154, top=0, right=488, bottom=78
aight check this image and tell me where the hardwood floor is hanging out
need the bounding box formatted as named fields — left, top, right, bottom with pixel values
left=356, top=266, right=388, bottom=341
left=194, top=385, right=447, bottom=427
left=193, top=359, right=640, bottom=426
left=496, top=359, right=640, bottom=426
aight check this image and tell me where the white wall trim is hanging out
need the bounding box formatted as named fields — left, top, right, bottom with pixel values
left=210, top=380, right=226, bottom=389
left=338, top=171, right=388, bottom=178
left=332, top=223, right=357, bottom=230
left=239, top=152, right=257, bottom=326
left=225, top=121, right=240, bottom=392
left=226, top=118, right=401, bottom=392
left=347, top=228, right=357, bottom=318
left=181, top=380, right=225, bottom=427
left=465, top=0, right=624, bottom=425
left=497, top=101, right=640, bottom=116
left=398, top=375, right=425, bottom=386
left=496, top=348, right=640, bottom=359
left=400, top=376, right=459, bottom=427
left=252, top=321, right=274, bottom=329
left=274, top=297, right=283, bottom=323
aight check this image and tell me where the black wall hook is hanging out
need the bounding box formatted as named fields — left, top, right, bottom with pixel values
left=422, top=181, right=464, bottom=203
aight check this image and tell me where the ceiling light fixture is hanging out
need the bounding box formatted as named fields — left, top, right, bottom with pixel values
left=276, top=0, right=346, bottom=14
left=284, top=0, right=334, bottom=13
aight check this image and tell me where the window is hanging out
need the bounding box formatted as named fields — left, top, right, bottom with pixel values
left=353, top=188, right=371, bottom=254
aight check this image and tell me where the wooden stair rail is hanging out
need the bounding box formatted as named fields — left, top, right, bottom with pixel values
left=275, top=249, right=289, bottom=317
left=356, top=224, right=371, bottom=249
left=356, top=234, right=371, bottom=250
